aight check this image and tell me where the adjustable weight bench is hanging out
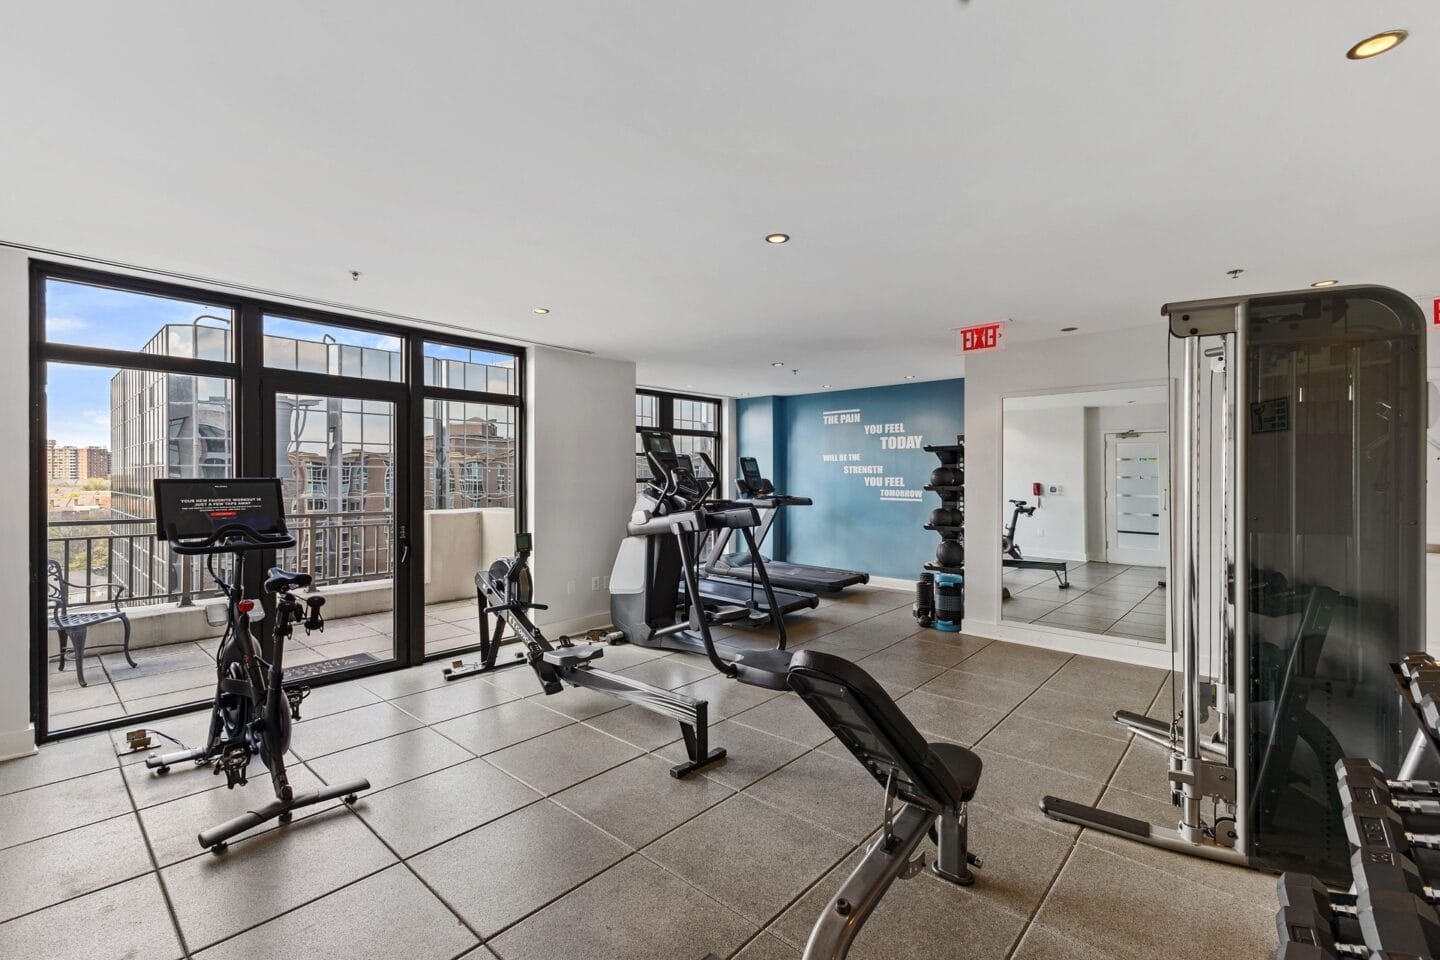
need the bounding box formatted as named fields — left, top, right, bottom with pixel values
left=764, top=650, right=985, bottom=959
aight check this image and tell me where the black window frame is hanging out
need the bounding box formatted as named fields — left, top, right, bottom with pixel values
left=30, top=260, right=525, bottom=742
left=635, top=388, right=722, bottom=483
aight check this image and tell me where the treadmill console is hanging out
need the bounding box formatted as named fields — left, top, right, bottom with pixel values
left=737, top=457, right=775, bottom=498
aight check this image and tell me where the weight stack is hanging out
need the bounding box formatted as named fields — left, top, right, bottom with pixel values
left=913, top=573, right=935, bottom=628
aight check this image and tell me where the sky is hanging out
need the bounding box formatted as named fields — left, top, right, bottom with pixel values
left=43, top=279, right=516, bottom=450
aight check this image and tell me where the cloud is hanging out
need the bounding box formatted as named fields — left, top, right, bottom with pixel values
left=46, top=316, right=89, bottom=335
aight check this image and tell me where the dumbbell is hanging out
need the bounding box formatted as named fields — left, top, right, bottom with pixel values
left=1274, top=873, right=1343, bottom=959
left=1335, top=762, right=1440, bottom=956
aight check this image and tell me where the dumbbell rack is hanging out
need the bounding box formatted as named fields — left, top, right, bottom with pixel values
left=1275, top=652, right=1440, bottom=959
left=922, top=437, right=964, bottom=576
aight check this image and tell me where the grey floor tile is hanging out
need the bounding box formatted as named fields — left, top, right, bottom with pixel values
left=163, top=807, right=397, bottom=950
left=582, top=703, right=687, bottom=752
left=0, top=873, right=183, bottom=960
left=1001, top=597, right=1064, bottom=622
left=553, top=754, right=734, bottom=848
left=432, top=698, right=575, bottom=757
left=491, top=854, right=755, bottom=960
left=964, top=808, right=1075, bottom=919
left=0, top=813, right=152, bottom=923
left=0, top=733, right=116, bottom=797
left=410, top=799, right=627, bottom=937
left=1011, top=923, right=1121, bottom=960
left=1034, top=844, right=1275, bottom=960
left=527, top=685, right=630, bottom=722
left=307, top=727, right=472, bottom=792
left=643, top=793, right=851, bottom=926
left=1105, top=743, right=1171, bottom=801
left=357, top=663, right=452, bottom=700
left=969, top=748, right=1100, bottom=838
left=728, top=693, right=835, bottom=748
left=656, top=719, right=810, bottom=790
left=1107, top=621, right=1166, bottom=642
left=769, top=839, right=1029, bottom=959
left=290, top=701, right=424, bottom=760
left=734, top=933, right=801, bottom=960
left=0, top=767, right=131, bottom=849
left=358, top=758, right=541, bottom=858
left=745, top=749, right=884, bottom=843
left=1043, top=655, right=1167, bottom=708
left=1034, top=610, right=1121, bottom=633
left=851, top=649, right=948, bottom=690
left=673, top=674, right=784, bottom=721
left=123, top=748, right=295, bottom=810
left=915, top=668, right=1038, bottom=713
left=617, top=658, right=714, bottom=690
left=960, top=642, right=1072, bottom=686
left=44, top=681, right=121, bottom=716
left=389, top=677, right=521, bottom=725
left=1013, top=687, right=1136, bottom=743
left=296, top=681, right=384, bottom=719
left=882, top=633, right=992, bottom=668
left=485, top=724, right=641, bottom=795
left=112, top=664, right=221, bottom=704
left=138, top=764, right=331, bottom=866
left=192, top=864, right=477, bottom=960
left=892, top=690, right=1008, bottom=746
left=977, top=715, right=1126, bottom=783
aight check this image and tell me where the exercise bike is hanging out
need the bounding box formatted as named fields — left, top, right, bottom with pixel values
left=145, top=478, right=370, bottom=854
left=1000, top=498, right=1035, bottom=560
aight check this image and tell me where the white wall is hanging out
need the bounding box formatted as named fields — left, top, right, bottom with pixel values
left=0, top=251, right=32, bottom=759
left=964, top=326, right=1171, bottom=667
left=526, top=346, right=636, bottom=632
left=1001, top=406, right=1086, bottom=562
left=1083, top=402, right=1168, bottom=560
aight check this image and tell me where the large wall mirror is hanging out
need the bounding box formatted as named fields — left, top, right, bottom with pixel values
left=1000, top=385, right=1168, bottom=643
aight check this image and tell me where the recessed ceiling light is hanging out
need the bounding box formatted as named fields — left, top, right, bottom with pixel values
left=739, top=392, right=749, bottom=396
left=765, top=234, right=790, bottom=244
left=1311, top=279, right=1339, bottom=287
left=532, top=307, right=550, bottom=315
left=771, top=361, right=785, bottom=367
left=1061, top=326, right=1078, bottom=332
left=685, top=384, right=694, bottom=388
left=822, top=384, right=831, bottom=388
left=1347, top=30, right=1408, bottom=60
left=904, top=375, right=916, bottom=380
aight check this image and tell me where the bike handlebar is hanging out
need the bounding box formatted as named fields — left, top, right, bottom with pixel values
left=163, top=522, right=297, bottom=555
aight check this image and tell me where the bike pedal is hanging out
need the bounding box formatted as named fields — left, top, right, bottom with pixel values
left=285, top=685, right=311, bottom=720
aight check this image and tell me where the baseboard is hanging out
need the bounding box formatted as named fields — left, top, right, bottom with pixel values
left=867, top=576, right=916, bottom=591
left=0, top=724, right=37, bottom=763
left=958, top=617, right=1175, bottom=670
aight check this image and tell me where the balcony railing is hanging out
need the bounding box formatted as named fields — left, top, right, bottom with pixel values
left=47, top=511, right=395, bottom=609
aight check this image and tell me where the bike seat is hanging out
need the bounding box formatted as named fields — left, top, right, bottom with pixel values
left=265, top=567, right=312, bottom=593
left=542, top=646, right=605, bottom=669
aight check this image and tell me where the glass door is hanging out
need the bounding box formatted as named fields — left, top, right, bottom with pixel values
left=263, top=382, right=410, bottom=681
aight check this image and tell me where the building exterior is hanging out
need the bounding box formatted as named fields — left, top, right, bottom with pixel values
left=46, top=442, right=112, bottom=483
left=96, top=319, right=517, bottom=603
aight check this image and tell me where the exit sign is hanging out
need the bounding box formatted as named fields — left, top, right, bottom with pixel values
left=957, top=321, right=1007, bottom=354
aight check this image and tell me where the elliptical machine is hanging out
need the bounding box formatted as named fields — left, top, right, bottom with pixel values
left=610, top=431, right=793, bottom=690
left=144, top=478, right=370, bottom=853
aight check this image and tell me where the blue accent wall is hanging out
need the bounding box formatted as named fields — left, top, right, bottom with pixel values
left=737, top=379, right=965, bottom=580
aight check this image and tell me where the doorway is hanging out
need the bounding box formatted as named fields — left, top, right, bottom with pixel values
left=1104, top=430, right=1166, bottom=567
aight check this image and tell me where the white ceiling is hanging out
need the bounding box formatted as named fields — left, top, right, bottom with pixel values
left=2, top=2, right=1437, bottom=398
left=1005, top=386, right=1168, bottom=411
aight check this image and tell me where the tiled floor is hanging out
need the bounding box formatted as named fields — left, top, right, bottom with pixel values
left=1001, top=563, right=1166, bottom=643
left=45, top=601, right=487, bottom=732
left=4, top=586, right=1279, bottom=960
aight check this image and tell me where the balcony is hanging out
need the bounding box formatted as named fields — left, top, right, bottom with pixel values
left=44, top=507, right=516, bottom=731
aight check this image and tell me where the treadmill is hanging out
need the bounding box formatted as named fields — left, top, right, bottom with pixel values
left=703, top=457, right=870, bottom=594
left=672, top=453, right=819, bottom=622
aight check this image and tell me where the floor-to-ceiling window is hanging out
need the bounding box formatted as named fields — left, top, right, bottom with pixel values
left=31, top=263, right=524, bottom=739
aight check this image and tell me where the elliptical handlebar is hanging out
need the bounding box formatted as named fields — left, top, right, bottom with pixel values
left=162, top=522, right=297, bottom=556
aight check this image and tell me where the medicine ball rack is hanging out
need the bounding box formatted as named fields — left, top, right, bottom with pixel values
left=915, top=438, right=964, bottom=628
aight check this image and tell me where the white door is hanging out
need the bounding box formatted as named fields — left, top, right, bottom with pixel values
left=1105, top=431, right=1167, bottom=567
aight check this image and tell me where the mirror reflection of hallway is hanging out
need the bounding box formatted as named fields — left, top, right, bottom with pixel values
left=1001, top=386, right=1168, bottom=642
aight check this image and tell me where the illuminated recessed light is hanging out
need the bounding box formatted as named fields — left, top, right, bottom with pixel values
left=904, top=375, right=916, bottom=380
left=765, top=233, right=790, bottom=244
left=1311, top=279, right=1339, bottom=287
left=1061, top=326, right=1078, bottom=332
left=685, top=384, right=694, bottom=388
left=771, top=361, right=785, bottom=367
left=1347, top=30, right=1408, bottom=60
left=822, top=384, right=831, bottom=388
left=739, top=392, right=749, bottom=397
left=532, top=307, right=550, bottom=315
